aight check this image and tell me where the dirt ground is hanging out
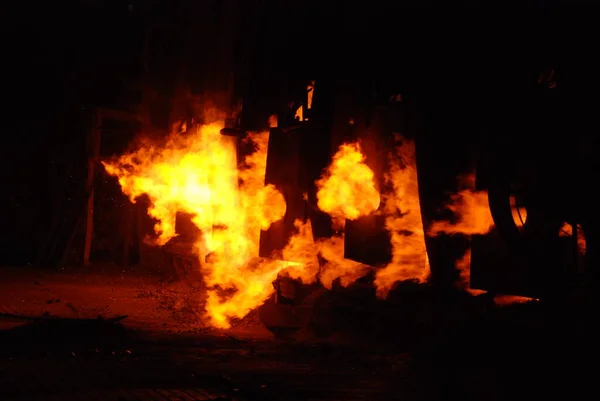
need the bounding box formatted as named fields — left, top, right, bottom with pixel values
left=0, top=264, right=598, bottom=400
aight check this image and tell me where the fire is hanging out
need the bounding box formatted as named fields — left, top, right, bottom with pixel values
left=261, top=140, right=383, bottom=292
left=103, top=112, right=538, bottom=328
left=278, top=219, right=320, bottom=284
left=316, top=142, right=380, bottom=229
left=317, top=235, right=370, bottom=290
left=428, top=174, right=494, bottom=294
left=428, top=174, right=495, bottom=237
left=374, top=136, right=429, bottom=298
left=311, top=137, right=430, bottom=296
left=103, top=121, right=288, bottom=328
left=272, top=139, right=380, bottom=288
left=311, top=142, right=380, bottom=288
left=427, top=175, right=539, bottom=304
left=454, top=249, right=475, bottom=291
left=276, top=219, right=368, bottom=290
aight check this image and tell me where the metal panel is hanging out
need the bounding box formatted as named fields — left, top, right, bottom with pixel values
left=342, top=106, right=393, bottom=266
left=344, top=214, right=392, bottom=266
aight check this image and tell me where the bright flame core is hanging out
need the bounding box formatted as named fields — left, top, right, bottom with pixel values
left=103, top=122, right=288, bottom=328
left=316, top=142, right=380, bottom=229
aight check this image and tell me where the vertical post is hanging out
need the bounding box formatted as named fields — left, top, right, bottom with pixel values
left=83, top=112, right=102, bottom=266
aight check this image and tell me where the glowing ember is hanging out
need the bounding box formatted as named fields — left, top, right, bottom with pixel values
left=103, top=121, right=288, bottom=328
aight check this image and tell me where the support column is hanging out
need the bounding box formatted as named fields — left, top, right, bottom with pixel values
left=83, top=113, right=102, bottom=266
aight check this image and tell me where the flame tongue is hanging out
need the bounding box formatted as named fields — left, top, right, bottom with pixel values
left=374, top=137, right=430, bottom=298
left=103, top=122, right=288, bottom=328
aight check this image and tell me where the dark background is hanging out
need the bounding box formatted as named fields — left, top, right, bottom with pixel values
left=0, top=0, right=597, bottom=266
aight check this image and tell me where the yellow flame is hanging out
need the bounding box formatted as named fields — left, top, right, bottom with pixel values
left=316, top=142, right=380, bottom=229
left=103, top=121, right=288, bottom=328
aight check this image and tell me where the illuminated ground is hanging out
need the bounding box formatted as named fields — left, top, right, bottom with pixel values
left=0, top=265, right=596, bottom=400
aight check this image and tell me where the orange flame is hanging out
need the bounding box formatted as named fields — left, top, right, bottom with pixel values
left=277, top=219, right=369, bottom=290
left=316, top=142, right=380, bottom=229
left=427, top=174, right=493, bottom=294
left=278, top=219, right=320, bottom=284
left=317, top=235, right=370, bottom=290
left=374, top=136, right=429, bottom=298
left=428, top=175, right=538, bottom=303
left=428, top=175, right=495, bottom=237
left=103, top=121, right=289, bottom=328
left=313, top=137, right=429, bottom=297
left=311, top=142, right=381, bottom=287
left=276, top=137, right=384, bottom=291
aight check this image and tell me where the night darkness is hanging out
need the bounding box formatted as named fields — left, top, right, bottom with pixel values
left=3, top=2, right=597, bottom=265
left=1, top=1, right=600, bottom=400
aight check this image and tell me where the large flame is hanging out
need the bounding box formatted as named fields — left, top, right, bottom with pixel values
left=103, top=121, right=289, bottom=328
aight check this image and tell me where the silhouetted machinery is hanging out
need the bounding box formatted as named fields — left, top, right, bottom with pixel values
left=166, top=60, right=597, bottom=311
left=250, top=64, right=599, bottom=305
left=253, top=80, right=398, bottom=269
left=472, top=67, right=598, bottom=300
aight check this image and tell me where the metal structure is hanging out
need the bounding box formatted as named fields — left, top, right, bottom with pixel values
left=73, top=3, right=599, bottom=303
left=250, top=61, right=600, bottom=304
left=471, top=68, right=597, bottom=299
